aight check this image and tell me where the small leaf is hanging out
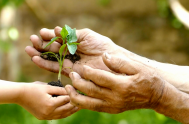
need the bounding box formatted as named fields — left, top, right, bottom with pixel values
left=59, top=44, right=66, bottom=60
left=70, top=28, right=77, bottom=43
left=43, top=37, right=60, bottom=49
left=65, top=25, right=77, bottom=43
left=60, top=27, right=68, bottom=44
left=67, top=43, right=77, bottom=55
left=65, top=25, right=72, bottom=35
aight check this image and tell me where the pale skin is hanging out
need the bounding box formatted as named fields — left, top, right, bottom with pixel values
left=0, top=80, right=78, bottom=120
left=25, top=27, right=189, bottom=123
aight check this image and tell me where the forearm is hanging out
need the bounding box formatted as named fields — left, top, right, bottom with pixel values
left=119, top=46, right=189, bottom=93
left=155, top=81, right=189, bottom=124
left=0, top=80, right=23, bottom=104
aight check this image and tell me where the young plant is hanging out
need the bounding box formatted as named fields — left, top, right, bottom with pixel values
left=41, top=25, right=79, bottom=82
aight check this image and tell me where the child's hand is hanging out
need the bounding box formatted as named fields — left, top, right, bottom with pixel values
left=17, top=82, right=79, bottom=120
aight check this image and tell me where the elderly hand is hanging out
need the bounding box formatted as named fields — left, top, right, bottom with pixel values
left=65, top=53, right=165, bottom=113
left=25, top=27, right=127, bottom=77
left=65, top=53, right=189, bottom=124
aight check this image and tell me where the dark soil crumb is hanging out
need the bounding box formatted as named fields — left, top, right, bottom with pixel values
left=40, top=53, right=81, bottom=63
left=65, top=54, right=81, bottom=63
left=48, top=80, right=63, bottom=87
left=48, top=80, right=63, bottom=97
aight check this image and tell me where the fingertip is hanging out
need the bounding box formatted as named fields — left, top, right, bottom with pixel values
left=65, top=85, right=72, bottom=94
left=30, top=35, right=38, bottom=42
left=69, top=72, right=81, bottom=80
left=54, top=26, right=62, bottom=36
left=25, top=46, right=41, bottom=57
left=32, top=56, right=41, bottom=62
left=25, top=46, right=30, bottom=52
left=55, top=26, right=61, bottom=30
left=39, top=28, right=48, bottom=35
left=40, top=28, right=55, bottom=41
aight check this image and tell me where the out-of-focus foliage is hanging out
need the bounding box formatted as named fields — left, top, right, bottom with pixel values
left=0, top=39, right=12, bottom=52
left=156, top=0, right=182, bottom=28
left=98, top=0, right=111, bottom=6
left=0, top=0, right=24, bottom=10
left=0, top=104, right=181, bottom=124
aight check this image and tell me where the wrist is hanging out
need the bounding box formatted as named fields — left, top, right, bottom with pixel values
left=154, top=81, right=189, bottom=123
left=14, top=83, right=26, bottom=105
left=0, top=81, right=25, bottom=104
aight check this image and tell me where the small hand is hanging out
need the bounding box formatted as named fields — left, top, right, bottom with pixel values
left=17, top=82, right=79, bottom=120
left=25, top=27, right=125, bottom=77
left=65, top=53, right=165, bottom=113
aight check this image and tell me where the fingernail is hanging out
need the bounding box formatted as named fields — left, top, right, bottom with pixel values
left=69, top=72, right=74, bottom=79
left=105, top=53, right=111, bottom=60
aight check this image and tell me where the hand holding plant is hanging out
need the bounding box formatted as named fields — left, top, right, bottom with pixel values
left=25, top=26, right=124, bottom=78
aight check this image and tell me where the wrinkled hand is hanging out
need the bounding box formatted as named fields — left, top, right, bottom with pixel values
left=17, top=82, right=78, bottom=120
left=65, top=53, right=165, bottom=113
left=25, top=27, right=125, bottom=77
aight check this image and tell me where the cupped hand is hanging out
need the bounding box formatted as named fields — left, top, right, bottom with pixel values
left=25, top=27, right=125, bottom=77
left=17, top=82, right=79, bottom=120
left=65, top=53, right=166, bottom=113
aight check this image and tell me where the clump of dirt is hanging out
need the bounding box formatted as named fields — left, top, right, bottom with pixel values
left=65, top=54, right=81, bottom=63
left=48, top=80, right=63, bottom=87
left=40, top=53, right=81, bottom=63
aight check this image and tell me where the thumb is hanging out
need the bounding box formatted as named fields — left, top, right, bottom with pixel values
left=102, top=53, right=139, bottom=75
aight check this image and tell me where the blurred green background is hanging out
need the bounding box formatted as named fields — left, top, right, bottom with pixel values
left=1, top=0, right=189, bottom=123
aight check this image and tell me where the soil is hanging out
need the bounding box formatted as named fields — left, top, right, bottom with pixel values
left=65, top=54, right=81, bottom=63
left=40, top=53, right=81, bottom=63
left=48, top=80, right=63, bottom=87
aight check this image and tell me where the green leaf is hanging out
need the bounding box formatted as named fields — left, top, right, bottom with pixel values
left=60, top=27, right=68, bottom=44
left=69, top=42, right=80, bottom=45
left=67, top=43, right=77, bottom=55
left=65, top=25, right=77, bottom=43
left=65, top=25, right=72, bottom=35
left=59, top=44, right=66, bottom=60
left=43, top=37, right=60, bottom=49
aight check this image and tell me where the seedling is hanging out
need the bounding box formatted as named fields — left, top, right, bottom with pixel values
left=41, top=25, right=79, bottom=86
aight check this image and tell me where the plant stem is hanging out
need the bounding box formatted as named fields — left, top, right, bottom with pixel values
left=58, top=47, right=68, bottom=81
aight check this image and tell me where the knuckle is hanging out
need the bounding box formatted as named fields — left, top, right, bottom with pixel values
left=41, top=103, right=54, bottom=116
left=86, top=85, right=96, bottom=96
